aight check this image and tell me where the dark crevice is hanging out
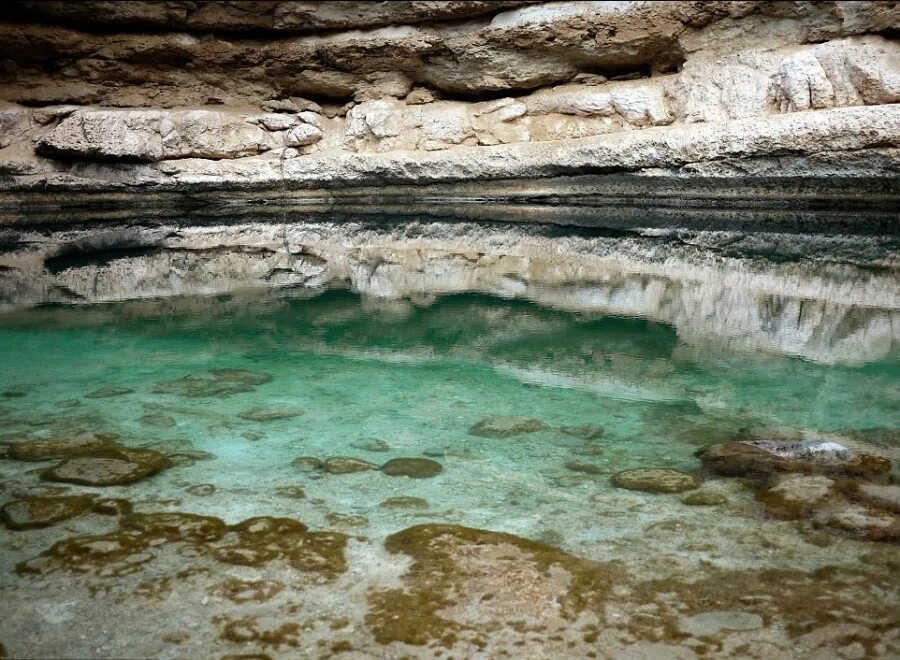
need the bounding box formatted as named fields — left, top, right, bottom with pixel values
left=45, top=245, right=160, bottom=274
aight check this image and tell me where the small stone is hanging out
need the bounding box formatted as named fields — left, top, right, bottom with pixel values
left=381, top=458, right=443, bottom=479
left=422, top=447, right=446, bottom=458
left=322, top=457, right=377, bottom=474
left=285, top=123, right=322, bottom=147
left=350, top=438, right=391, bottom=452
left=237, top=407, right=303, bottom=422
left=612, top=468, right=700, bottom=494
left=41, top=448, right=168, bottom=486
left=681, top=491, right=727, bottom=506
left=54, top=399, right=81, bottom=408
left=274, top=485, right=305, bottom=499
left=291, top=456, right=322, bottom=471
left=468, top=416, right=548, bottom=438
left=560, top=425, right=605, bottom=440
left=325, top=513, right=369, bottom=528
left=564, top=459, right=603, bottom=475
left=185, top=484, right=216, bottom=496
left=85, top=387, right=134, bottom=398
left=1, top=495, right=94, bottom=530
left=379, top=496, right=428, bottom=510
left=678, top=611, right=764, bottom=636
left=406, top=88, right=435, bottom=105
left=757, top=474, right=836, bottom=519
left=139, top=414, right=176, bottom=428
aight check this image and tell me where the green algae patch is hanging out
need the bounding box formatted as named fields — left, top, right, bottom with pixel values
left=6, top=432, right=119, bottom=461
left=41, top=447, right=169, bottom=486
left=366, top=524, right=623, bottom=648
left=1, top=495, right=94, bottom=530
left=17, top=530, right=153, bottom=577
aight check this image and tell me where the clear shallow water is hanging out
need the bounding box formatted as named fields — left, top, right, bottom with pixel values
left=0, top=289, right=898, bottom=657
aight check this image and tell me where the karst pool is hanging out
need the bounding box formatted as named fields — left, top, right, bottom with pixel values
left=0, top=289, right=898, bottom=658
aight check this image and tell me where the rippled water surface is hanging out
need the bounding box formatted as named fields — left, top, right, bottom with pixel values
left=1, top=289, right=898, bottom=658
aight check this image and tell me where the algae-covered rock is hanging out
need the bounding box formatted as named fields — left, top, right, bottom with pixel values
left=85, top=387, right=134, bottom=398
left=322, top=456, right=377, bottom=474
left=469, top=416, right=548, bottom=438
left=559, top=425, right=605, bottom=440
left=757, top=474, right=837, bottom=520
left=166, top=450, right=215, bottom=467
left=1, top=495, right=94, bottom=530
left=854, top=483, right=900, bottom=513
left=381, top=457, right=443, bottom=479
left=611, top=468, right=699, bottom=493
left=6, top=432, right=119, bottom=461
left=379, top=496, right=428, bottom=510
left=92, top=498, right=133, bottom=516
left=812, top=504, right=900, bottom=542
left=697, top=440, right=891, bottom=479
left=681, top=491, right=727, bottom=506
left=41, top=447, right=168, bottom=486
left=153, top=368, right=272, bottom=397
left=121, top=512, right=228, bottom=543
left=17, top=530, right=154, bottom=576
left=237, top=407, right=303, bottom=422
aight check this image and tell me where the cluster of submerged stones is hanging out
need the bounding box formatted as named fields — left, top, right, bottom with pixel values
left=291, top=455, right=444, bottom=479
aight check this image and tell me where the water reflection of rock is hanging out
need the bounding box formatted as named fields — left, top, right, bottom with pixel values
left=0, top=221, right=897, bottom=363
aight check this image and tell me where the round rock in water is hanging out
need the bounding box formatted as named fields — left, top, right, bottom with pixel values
left=381, top=458, right=443, bottom=479
left=41, top=448, right=168, bottom=486
left=322, top=456, right=377, bottom=474
left=611, top=468, right=699, bottom=493
left=468, top=416, right=548, bottom=438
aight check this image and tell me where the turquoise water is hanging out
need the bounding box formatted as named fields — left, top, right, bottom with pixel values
left=0, top=290, right=897, bottom=540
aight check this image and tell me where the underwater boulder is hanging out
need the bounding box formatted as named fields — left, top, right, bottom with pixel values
left=41, top=447, right=168, bottom=486
left=1, top=495, right=94, bottom=530
left=381, top=458, right=443, bottom=479
left=756, top=474, right=838, bottom=520
left=611, top=468, right=700, bottom=493
left=468, top=416, right=548, bottom=438
left=153, top=368, right=272, bottom=398
left=852, top=483, right=900, bottom=514
left=291, top=456, right=323, bottom=472
left=812, top=503, right=900, bottom=542
left=696, top=439, right=891, bottom=479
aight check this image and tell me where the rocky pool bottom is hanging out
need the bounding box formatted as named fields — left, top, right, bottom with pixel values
left=0, top=290, right=897, bottom=659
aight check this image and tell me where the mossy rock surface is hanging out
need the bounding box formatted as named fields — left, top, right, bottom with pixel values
left=41, top=447, right=168, bottom=486
left=1, top=495, right=94, bottom=530
left=381, top=457, right=443, bottom=478
left=468, top=416, right=548, bottom=438
left=611, top=468, right=699, bottom=493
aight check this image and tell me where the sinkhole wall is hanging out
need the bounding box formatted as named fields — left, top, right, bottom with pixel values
left=0, top=0, right=898, bottom=321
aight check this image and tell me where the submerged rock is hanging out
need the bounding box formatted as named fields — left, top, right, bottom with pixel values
left=757, top=474, right=837, bottom=520
left=54, top=399, right=81, bottom=408
left=468, top=416, right=548, bottom=438
left=185, top=483, right=216, bottom=496
left=564, top=459, right=603, bottom=475
left=41, top=448, right=168, bottom=486
left=92, top=498, right=133, bottom=516
left=291, top=456, right=323, bottom=472
left=697, top=439, right=891, bottom=479
left=381, top=458, right=443, bottom=479
left=138, top=414, right=176, bottom=428
left=379, top=496, right=428, bottom=510
left=121, top=512, right=228, bottom=543
left=812, top=504, right=900, bottom=542
left=351, top=438, right=391, bottom=452
left=681, top=491, right=727, bottom=506
left=165, top=450, right=215, bottom=467
left=322, top=456, right=376, bottom=474
left=85, top=387, right=134, bottom=398
left=2, top=389, right=27, bottom=398
left=612, top=468, right=700, bottom=493
left=237, top=407, right=303, bottom=422
left=153, top=369, right=272, bottom=398
left=6, top=432, right=119, bottom=461
left=853, top=483, right=900, bottom=513
left=559, top=425, right=605, bottom=440
left=1, top=495, right=94, bottom=530
left=274, top=485, right=305, bottom=499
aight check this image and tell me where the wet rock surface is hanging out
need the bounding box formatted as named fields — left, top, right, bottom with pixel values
left=380, top=458, right=443, bottom=479
left=6, top=432, right=120, bottom=461
left=40, top=448, right=168, bottom=486
left=611, top=468, right=700, bottom=493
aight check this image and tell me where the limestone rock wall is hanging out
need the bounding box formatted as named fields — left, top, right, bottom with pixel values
left=0, top=0, right=897, bottom=191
